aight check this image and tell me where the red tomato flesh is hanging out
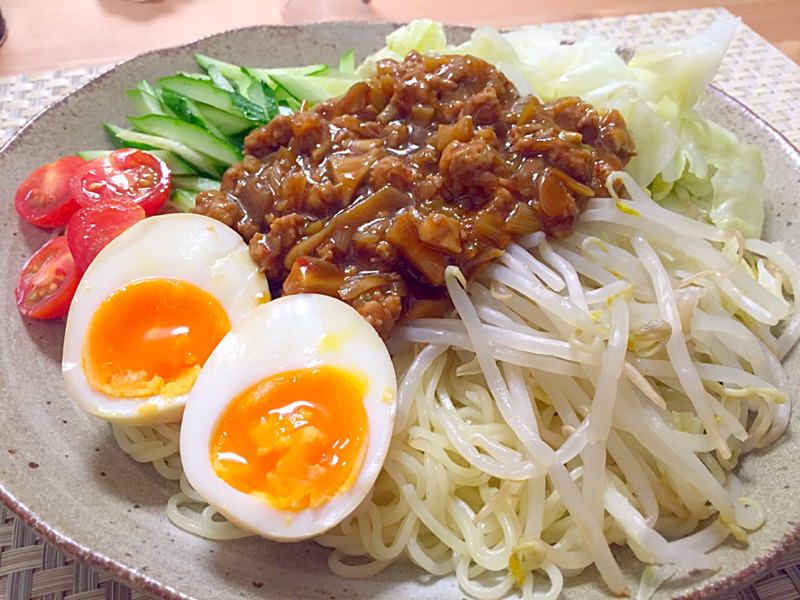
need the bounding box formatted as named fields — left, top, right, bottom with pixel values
left=15, top=236, right=81, bottom=320
left=67, top=200, right=146, bottom=271
left=71, top=149, right=171, bottom=216
left=14, top=156, right=85, bottom=227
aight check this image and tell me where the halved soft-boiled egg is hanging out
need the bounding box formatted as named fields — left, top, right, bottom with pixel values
left=180, top=294, right=397, bottom=540
left=62, top=213, right=270, bottom=425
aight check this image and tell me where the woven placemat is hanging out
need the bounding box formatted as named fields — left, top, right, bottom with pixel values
left=1, top=8, right=799, bottom=600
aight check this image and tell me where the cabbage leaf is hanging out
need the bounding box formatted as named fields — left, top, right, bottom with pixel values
left=358, top=18, right=765, bottom=237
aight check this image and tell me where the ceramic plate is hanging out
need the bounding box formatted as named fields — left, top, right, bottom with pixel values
left=0, top=23, right=798, bottom=600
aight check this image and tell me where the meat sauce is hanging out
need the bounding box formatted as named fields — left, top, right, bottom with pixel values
left=194, top=52, right=634, bottom=337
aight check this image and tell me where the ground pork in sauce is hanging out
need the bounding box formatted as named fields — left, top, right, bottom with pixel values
left=194, top=52, right=634, bottom=337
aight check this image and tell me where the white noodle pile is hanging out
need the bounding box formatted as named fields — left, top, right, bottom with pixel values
left=112, top=172, right=797, bottom=599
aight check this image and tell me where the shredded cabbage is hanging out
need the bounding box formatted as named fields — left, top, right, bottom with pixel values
left=356, top=19, right=447, bottom=76
left=358, top=18, right=765, bottom=237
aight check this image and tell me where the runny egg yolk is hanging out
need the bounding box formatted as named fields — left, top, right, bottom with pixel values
left=210, top=366, right=368, bottom=512
left=83, top=278, right=230, bottom=398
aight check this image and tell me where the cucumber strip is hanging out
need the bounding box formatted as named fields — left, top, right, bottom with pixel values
left=160, top=88, right=227, bottom=140
left=338, top=49, right=356, bottom=74
left=152, top=151, right=198, bottom=175
left=206, top=64, right=236, bottom=93
left=249, top=64, right=329, bottom=86
left=76, top=149, right=197, bottom=175
left=195, top=54, right=328, bottom=106
left=195, top=54, right=253, bottom=95
left=150, top=151, right=198, bottom=175
left=128, top=115, right=243, bottom=165
left=244, top=72, right=279, bottom=120
left=138, top=80, right=159, bottom=96
left=195, top=54, right=243, bottom=79
left=196, top=102, right=257, bottom=135
left=273, top=82, right=302, bottom=111
left=126, top=87, right=166, bottom=116
left=262, top=82, right=279, bottom=119
left=178, top=71, right=211, bottom=81
left=159, top=75, right=265, bottom=122
left=170, top=189, right=198, bottom=212
left=269, top=73, right=357, bottom=105
left=196, top=55, right=279, bottom=118
left=149, top=87, right=174, bottom=115
left=237, top=67, right=269, bottom=111
left=246, top=78, right=267, bottom=110
left=172, top=175, right=221, bottom=192
left=77, top=150, right=111, bottom=161
left=104, top=122, right=155, bottom=150
left=104, top=123, right=224, bottom=177
left=136, top=80, right=176, bottom=116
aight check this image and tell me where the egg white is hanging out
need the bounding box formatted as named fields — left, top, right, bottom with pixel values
left=62, top=213, right=270, bottom=425
left=180, top=294, right=397, bottom=541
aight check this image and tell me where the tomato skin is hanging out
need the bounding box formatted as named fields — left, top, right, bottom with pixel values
left=71, top=149, right=171, bottom=216
left=15, top=236, right=81, bottom=320
left=66, top=200, right=146, bottom=271
left=14, top=156, right=85, bottom=227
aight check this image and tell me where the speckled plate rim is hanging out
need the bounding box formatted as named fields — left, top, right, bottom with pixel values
left=1, top=21, right=799, bottom=600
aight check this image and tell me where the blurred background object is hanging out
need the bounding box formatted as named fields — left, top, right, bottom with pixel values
left=0, top=0, right=797, bottom=76
left=0, top=7, right=6, bottom=48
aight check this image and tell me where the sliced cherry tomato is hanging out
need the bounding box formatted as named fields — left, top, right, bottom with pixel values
left=14, top=156, right=85, bottom=227
left=71, top=148, right=171, bottom=216
left=15, top=236, right=81, bottom=320
left=66, top=200, right=146, bottom=271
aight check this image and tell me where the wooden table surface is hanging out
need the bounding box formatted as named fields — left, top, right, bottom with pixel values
left=2, top=0, right=799, bottom=77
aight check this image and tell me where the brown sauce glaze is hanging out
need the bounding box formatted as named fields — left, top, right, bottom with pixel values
left=194, top=52, right=634, bottom=337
